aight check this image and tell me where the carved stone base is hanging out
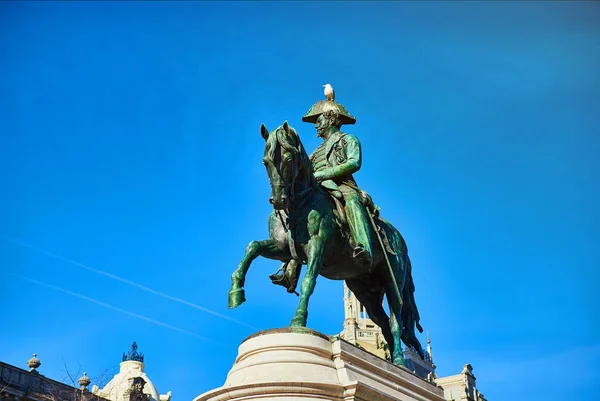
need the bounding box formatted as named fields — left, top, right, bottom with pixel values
left=194, top=328, right=445, bottom=401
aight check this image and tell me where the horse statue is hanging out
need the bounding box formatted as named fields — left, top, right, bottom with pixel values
left=228, top=121, right=424, bottom=367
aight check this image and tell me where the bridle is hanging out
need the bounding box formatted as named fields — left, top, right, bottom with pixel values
left=268, top=128, right=306, bottom=263
left=267, top=128, right=301, bottom=210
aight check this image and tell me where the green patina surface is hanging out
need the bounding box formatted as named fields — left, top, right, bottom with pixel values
left=228, top=90, right=425, bottom=368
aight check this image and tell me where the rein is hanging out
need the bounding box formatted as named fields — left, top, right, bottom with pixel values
left=270, top=129, right=320, bottom=264
left=275, top=186, right=316, bottom=264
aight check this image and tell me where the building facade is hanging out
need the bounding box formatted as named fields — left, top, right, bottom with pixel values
left=1, top=343, right=170, bottom=401
left=436, top=364, right=487, bottom=401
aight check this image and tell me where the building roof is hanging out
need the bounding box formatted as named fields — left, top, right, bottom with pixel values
left=0, top=360, right=110, bottom=401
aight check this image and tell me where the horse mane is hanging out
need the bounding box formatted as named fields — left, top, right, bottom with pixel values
left=265, top=124, right=316, bottom=187
left=265, top=128, right=279, bottom=161
left=288, top=126, right=315, bottom=179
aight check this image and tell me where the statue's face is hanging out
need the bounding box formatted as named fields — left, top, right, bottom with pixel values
left=315, top=114, right=329, bottom=138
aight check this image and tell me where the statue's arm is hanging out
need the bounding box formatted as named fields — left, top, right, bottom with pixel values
left=320, top=135, right=362, bottom=180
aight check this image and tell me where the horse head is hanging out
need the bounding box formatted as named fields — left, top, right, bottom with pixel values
left=261, top=121, right=313, bottom=211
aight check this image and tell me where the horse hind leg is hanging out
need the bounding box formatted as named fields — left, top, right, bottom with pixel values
left=385, top=283, right=406, bottom=366
left=401, top=327, right=425, bottom=360
left=401, top=260, right=425, bottom=359
left=229, top=239, right=288, bottom=309
left=345, top=278, right=394, bottom=357
left=381, top=255, right=408, bottom=367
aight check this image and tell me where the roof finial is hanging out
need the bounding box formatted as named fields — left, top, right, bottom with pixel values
left=27, top=353, right=41, bottom=373
left=78, top=372, right=91, bottom=390
left=122, top=341, right=144, bottom=363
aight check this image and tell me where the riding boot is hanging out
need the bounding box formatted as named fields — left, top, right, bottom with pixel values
left=345, top=199, right=373, bottom=268
left=269, top=259, right=302, bottom=294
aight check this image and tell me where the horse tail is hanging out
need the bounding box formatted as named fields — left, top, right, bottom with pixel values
left=377, top=218, right=420, bottom=325
left=376, top=217, right=425, bottom=358
left=403, top=257, right=424, bottom=333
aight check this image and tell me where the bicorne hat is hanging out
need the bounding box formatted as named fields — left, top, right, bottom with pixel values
left=302, top=97, right=356, bottom=125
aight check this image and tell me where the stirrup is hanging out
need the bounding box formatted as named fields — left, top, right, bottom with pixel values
left=269, top=268, right=300, bottom=295
left=269, top=271, right=288, bottom=287
left=353, top=245, right=373, bottom=267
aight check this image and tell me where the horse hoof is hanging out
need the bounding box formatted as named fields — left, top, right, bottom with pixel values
left=228, top=288, right=246, bottom=309
left=393, top=354, right=407, bottom=367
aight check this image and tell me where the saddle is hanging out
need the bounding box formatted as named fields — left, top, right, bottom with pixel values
left=320, top=180, right=395, bottom=256
left=320, top=180, right=347, bottom=224
left=269, top=181, right=395, bottom=293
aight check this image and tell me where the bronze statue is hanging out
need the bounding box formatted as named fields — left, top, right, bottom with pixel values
left=228, top=88, right=425, bottom=367
left=270, top=98, right=374, bottom=291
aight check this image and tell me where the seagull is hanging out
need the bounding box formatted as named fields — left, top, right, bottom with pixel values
left=323, top=83, right=335, bottom=101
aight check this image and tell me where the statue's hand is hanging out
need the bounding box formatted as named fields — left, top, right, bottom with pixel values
left=314, top=170, right=327, bottom=182
left=314, top=168, right=334, bottom=183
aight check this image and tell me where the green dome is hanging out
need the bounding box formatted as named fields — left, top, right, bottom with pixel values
left=302, top=100, right=356, bottom=125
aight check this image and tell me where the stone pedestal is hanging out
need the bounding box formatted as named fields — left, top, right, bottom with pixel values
left=194, top=328, right=445, bottom=401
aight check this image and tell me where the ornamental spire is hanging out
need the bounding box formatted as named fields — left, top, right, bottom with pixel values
left=122, top=341, right=144, bottom=363
left=426, top=331, right=433, bottom=364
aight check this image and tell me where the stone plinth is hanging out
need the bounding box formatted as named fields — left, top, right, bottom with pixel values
left=194, top=328, right=445, bottom=401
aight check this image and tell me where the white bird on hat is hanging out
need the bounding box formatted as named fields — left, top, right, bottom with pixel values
left=323, top=83, right=335, bottom=101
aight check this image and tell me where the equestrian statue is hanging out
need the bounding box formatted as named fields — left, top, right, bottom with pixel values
left=228, top=86, right=425, bottom=367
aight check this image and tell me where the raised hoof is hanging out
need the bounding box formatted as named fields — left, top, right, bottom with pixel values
left=228, top=288, right=246, bottom=309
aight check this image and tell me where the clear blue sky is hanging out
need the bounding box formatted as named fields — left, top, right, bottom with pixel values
left=1, top=1, right=598, bottom=400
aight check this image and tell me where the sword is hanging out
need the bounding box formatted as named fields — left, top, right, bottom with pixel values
left=367, top=211, right=403, bottom=310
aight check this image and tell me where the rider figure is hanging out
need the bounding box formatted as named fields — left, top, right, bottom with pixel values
left=270, top=91, right=374, bottom=293
left=310, top=109, right=374, bottom=268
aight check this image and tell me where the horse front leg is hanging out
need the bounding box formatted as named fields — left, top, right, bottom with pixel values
left=291, top=210, right=328, bottom=327
left=228, top=239, right=287, bottom=309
